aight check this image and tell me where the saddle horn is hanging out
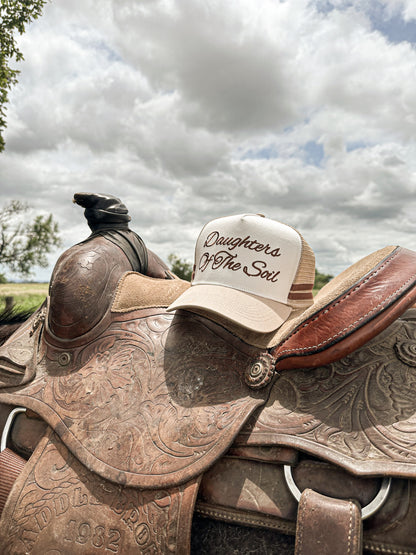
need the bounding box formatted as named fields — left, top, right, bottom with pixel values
left=73, top=192, right=131, bottom=231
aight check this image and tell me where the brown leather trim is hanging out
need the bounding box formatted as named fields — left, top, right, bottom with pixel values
left=277, top=286, right=416, bottom=371
left=195, top=501, right=296, bottom=535
left=274, top=247, right=416, bottom=370
left=290, top=284, right=314, bottom=291
left=226, top=446, right=298, bottom=465
left=287, top=292, right=314, bottom=300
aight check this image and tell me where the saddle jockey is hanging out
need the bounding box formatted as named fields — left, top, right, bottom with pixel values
left=48, top=192, right=174, bottom=341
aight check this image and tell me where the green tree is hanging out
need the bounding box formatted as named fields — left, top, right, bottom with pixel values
left=314, top=268, right=333, bottom=290
left=0, top=200, right=61, bottom=278
left=168, top=254, right=193, bottom=281
left=0, top=0, right=48, bottom=151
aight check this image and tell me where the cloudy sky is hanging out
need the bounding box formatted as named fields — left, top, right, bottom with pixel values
left=1, top=0, right=416, bottom=281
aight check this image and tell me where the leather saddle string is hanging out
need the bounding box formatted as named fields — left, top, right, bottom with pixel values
left=0, top=448, right=26, bottom=516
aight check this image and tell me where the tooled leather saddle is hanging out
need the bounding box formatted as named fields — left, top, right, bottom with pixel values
left=0, top=198, right=416, bottom=554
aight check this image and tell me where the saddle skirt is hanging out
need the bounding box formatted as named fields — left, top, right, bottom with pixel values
left=236, top=307, right=416, bottom=477
left=0, top=300, right=274, bottom=489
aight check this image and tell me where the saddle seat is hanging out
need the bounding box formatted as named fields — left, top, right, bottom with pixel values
left=0, top=244, right=416, bottom=553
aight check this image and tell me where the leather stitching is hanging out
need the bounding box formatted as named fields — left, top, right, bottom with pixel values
left=347, top=501, right=354, bottom=555
left=363, top=544, right=416, bottom=554
left=296, top=488, right=309, bottom=554
left=278, top=250, right=416, bottom=356
left=195, top=504, right=296, bottom=533
left=278, top=250, right=399, bottom=352
left=278, top=277, right=414, bottom=356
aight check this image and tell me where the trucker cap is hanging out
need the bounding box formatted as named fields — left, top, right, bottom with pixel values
left=167, top=214, right=315, bottom=334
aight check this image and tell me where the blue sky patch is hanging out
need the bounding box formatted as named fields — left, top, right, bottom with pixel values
left=315, top=1, right=416, bottom=45
left=346, top=140, right=372, bottom=152
left=370, top=8, right=416, bottom=44
left=240, top=145, right=278, bottom=160
left=303, top=141, right=325, bottom=166
left=239, top=141, right=325, bottom=166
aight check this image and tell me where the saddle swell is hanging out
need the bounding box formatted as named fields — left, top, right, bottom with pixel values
left=47, top=235, right=134, bottom=340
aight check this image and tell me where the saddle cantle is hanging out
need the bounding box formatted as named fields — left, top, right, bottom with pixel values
left=0, top=197, right=416, bottom=554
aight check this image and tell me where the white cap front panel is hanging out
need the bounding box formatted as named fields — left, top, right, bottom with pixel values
left=193, top=214, right=302, bottom=304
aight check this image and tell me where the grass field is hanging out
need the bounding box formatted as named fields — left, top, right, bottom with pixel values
left=0, top=283, right=49, bottom=312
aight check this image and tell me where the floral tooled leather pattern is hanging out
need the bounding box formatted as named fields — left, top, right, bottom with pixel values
left=0, top=311, right=272, bottom=488
left=237, top=312, right=416, bottom=477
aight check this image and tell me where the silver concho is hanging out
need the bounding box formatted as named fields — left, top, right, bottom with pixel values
left=58, top=352, right=71, bottom=366
left=245, top=353, right=275, bottom=389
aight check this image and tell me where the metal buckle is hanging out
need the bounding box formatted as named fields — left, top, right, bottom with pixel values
left=283, top=464, right=392, bottom=520
left=0, top=407, right=27, bottom=453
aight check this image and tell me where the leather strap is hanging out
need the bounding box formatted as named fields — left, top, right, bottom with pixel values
left=0, top=447, right=26, bottom=516
left=90, top=229, right=148, bottom=274
left=295, top=489, right=362, bottom=555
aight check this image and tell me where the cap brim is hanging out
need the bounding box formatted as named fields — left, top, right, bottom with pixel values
left=167, top=284, right=292, bottom=334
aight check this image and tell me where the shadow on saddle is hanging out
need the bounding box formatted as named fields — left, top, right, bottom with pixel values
left=0, top=197, right=416, bottom=554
